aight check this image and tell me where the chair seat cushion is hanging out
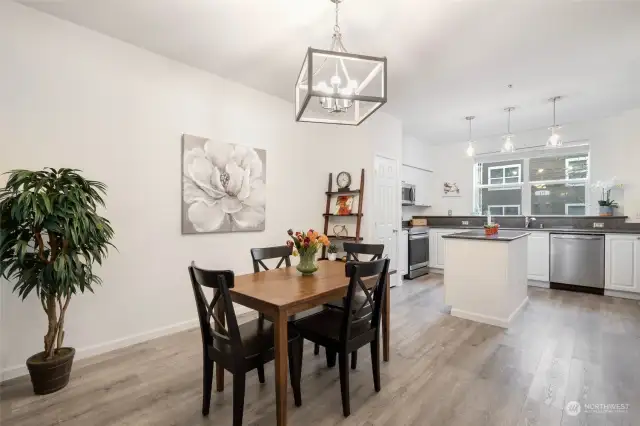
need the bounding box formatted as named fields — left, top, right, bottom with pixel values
left=292, top=309, right=370, bottom=343
left=211, top=318, right=299, bottom=359
left=323, top=293, right=371, bottom=313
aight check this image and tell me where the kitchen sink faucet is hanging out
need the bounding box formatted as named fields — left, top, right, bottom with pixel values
left=525, top=216, right=537, bottom=228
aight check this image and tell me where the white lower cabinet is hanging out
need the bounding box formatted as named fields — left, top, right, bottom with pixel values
left=605, top=234, right=640, bottom=293
left=527, top=232, right=550, bottom=281
left=429, top=229, right=457, bottom=269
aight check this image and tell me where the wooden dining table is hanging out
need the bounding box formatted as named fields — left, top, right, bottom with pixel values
left=213, top=260, right=391, bottom=426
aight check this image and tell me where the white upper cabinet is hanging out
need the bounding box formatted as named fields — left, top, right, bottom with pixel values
left=415, top=170, right=432, bottom=207
left=605, top=234, right=640, bottom=293
left=401, top=165, right=432, bottom=207
left=527, top=232, right=550, bottom=281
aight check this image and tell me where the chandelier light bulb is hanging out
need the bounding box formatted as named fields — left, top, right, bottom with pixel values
left=330, top=75, right=342, bottom=86
left=317, top=81, right=330, bottom=94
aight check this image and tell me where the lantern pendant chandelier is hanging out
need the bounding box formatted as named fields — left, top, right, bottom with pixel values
left=295, top=0, right=387, bottom=125
left=546, top=96, right=563, bottom=147
left=501, top=107, right=516, bottom=153
left=465, top=116, right=476, bottom=157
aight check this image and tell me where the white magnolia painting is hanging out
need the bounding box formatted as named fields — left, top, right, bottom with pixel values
left=182, top=134, right=266, bottom=234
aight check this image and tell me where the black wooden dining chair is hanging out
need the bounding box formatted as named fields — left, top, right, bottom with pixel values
left=251, top=245, right=321, bottom=324
left=292, top=258, right=390, bottom=417
left=188, top=262, right=303, bottom=426
left=250, top=246, right=292, bottom=273
left=322, top=242, right=385, bottom=367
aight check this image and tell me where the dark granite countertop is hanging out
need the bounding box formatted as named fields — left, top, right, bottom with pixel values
left=442, top=230, right=531, bottom=241
left=426, top=225, right=640, bottom=235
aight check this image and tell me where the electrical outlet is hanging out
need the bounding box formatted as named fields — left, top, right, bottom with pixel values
left=593, top=222, right=604, bottom=228
left=461, top=221, right=469, bottom=226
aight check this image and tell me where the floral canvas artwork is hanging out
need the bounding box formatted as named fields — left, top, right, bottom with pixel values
left=182, top=134, right=266, bottom=234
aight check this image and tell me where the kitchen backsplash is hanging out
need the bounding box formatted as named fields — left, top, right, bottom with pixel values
left=402, top=205, right=430, bottom=220
left=412, top=215, right=640, bottom=231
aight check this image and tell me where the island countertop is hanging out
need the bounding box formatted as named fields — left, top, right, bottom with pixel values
left=442, top=230, right=531, bottom=241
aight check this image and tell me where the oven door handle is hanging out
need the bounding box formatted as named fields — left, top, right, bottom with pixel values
left=409, top=234, right=429, bottom=240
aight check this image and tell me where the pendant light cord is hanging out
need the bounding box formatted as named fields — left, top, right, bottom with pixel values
left=507, top=108, right=511, bottom=134
left=300, top=0, right=347, bottom=84
left=553, top=97, right=556, bottom=127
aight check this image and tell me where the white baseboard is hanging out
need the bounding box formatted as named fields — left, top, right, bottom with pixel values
left=604, top=289, right=640, bottom=300
left=451, top=297, right=529, bottom=329
left=508, top=296, right=529, bottom=323
left=528, top=280, right=550, bottom=288
left=1, top=318, right=199, bottom=383
left=1, top=304, right=255, bottom=383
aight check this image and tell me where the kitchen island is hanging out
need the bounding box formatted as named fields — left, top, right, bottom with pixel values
left=442, top=230, right=531, bottom=328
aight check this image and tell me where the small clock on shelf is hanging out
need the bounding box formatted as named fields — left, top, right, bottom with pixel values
left=336, top=171, right=352, bottom=191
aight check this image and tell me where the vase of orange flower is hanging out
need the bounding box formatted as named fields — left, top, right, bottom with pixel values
left=287, top=229, right=330, bottom=276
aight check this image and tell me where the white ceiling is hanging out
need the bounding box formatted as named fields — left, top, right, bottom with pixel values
left=16, top=0, right=640, bottom=144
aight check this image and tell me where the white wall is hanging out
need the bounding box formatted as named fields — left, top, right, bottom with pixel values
left=402, top=134, right=433, bottom=171
left=0, top=2, right=402, bottom=380
left=427, top=108, right=640, bottom=219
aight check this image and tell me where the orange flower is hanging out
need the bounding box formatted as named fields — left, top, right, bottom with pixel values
left=313, top=231, right=319, bottom=238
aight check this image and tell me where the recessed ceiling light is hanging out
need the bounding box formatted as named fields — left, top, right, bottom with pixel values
left=538, top=168, right=544, bottom=173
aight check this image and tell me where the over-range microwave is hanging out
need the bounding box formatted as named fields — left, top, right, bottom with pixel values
left=402, top=182, right=415, bottom=206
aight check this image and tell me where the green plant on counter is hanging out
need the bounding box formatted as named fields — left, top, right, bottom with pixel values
left=328, top=244, right=338, bottom=254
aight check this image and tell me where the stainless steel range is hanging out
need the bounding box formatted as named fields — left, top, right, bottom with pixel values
left=405, top=226, right=429, bottom=279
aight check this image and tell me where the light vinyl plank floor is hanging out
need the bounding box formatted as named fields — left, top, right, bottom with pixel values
left=2, top=276, right=639, bottom=426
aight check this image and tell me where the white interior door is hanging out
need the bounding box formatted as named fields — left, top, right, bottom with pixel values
left=374, top=155, right=399, bottom=285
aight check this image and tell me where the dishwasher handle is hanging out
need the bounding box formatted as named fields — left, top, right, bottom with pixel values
left=551, top=234, right=603, bottom=241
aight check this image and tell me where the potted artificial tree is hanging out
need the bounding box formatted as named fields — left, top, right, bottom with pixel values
left=0, top=168, right=114, bottom=394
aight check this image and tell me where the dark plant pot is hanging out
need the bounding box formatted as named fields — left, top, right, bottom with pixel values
left=26, top=347, right=75, bottom=395
left=599, top=206, right=613, bottom=216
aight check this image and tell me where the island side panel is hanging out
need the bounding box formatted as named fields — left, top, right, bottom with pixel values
left=444, top=238, right=511, bottom=326
left=444, top=237, right=528, bottom=328
left=506, top=235, right=529, bottom=323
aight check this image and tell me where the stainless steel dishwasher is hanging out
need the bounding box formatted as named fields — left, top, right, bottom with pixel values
left=550, top=233, right=605, bottom=294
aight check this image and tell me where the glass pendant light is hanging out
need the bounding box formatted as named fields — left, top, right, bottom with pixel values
left=501, top=107, right=516, bottom=153
left=465, top=116, right=476, bottom=157
left=546, top=96, right=563, bottom=147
